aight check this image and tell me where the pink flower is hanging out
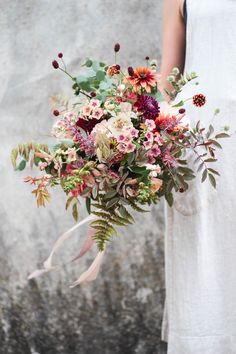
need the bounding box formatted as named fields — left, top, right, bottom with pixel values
left=117, top=134, right=126, bottom=142
left=130, top=128, right=139, bottom=137
left=145, top=119, right=156, bottom=131
left=151, top=144, right=161, bottom=157
left=82, top=105, right=92, bottom=116
left=143, top=140, right=152, bottom=149
left=150, top=178, right=163, bottom=193
left=145, top=131, right=153, bottom=141
left=126, top=143, right=135, bottom=152
left=92, top=108, right=103, bottom=120
left=90, top=99, right=100, bottom=108
left=163, top=150, right=177, bottom=168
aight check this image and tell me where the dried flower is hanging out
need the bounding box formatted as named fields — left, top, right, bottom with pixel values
left=107, top=64, right=120, bottom=77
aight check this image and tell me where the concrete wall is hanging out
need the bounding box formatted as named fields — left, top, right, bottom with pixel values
left=0, top=1, right=167, bottom=353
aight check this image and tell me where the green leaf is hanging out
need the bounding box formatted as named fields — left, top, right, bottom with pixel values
left=206, top=124, right=214, bottom=138
left=208, top=168, right=220, bottom=176
left=17, top=160, right=26, bottom=171
left=96, top=70, right=105, bottom=81
left=204, top=158, right=217, bottom=163
left=208, top=173, right=216, bottom=188
left=72, top=203, right=79, bottom=221
left=76, top=75, right=87, bottom=83
left=201, top=169, right=208, bottom=183
left=66, top=196, right=75, bottom=210
left=215, top=133, right=230, bottom=139
left=165, top=192, right=174, bottom=207
left=172, top=100, right=184, bottom=107
left=86, top=197, right=91, bottom=214
left=103, top=189, right=117, bottom=200
left=84, top=58, right=93, bottom=67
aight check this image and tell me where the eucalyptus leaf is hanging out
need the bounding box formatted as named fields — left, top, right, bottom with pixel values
left=17, top=160, right=26, bottom=171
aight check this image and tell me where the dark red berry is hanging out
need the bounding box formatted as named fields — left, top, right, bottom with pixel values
left=52, top=60, right=59, bottom=69
left=145, top=56, right=150, bottom=60
left=116, top=64, right=120, bottom=70
left=53, top=110, right=60, bottom=116
left=114, top=43, right=120, bottom=52
left=58, top=52, right=63, bottom=58
left=179, top=108, right=186, bottom=114
left=90, top=92, right=96, bottom=97
left=128, top=66, right=134, bottom=77
left=179, top=187, right=185, bottom=193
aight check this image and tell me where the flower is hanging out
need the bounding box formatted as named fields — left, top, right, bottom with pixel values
left=76, top=117, right=98, bottom=133
left=150, top=178, right=163, bottom=193
left=53, top=109, right=60, bottom=116
left=128, top=66, right=135, bottom=76
left=52, top=60, right=59, bottom=69
left=144, top=119, right=156, bottom=131
left=89, top=99, right=100, bottom=108
left=107, top=113, right=133, bottom=138
left=91, top=108, right=103, bottom=120
left=82, top=105, right=93, bottom=116
left=67, top=148, right=77, bottom=162
left=193, top=94, right=206, bottom=107
left=107, top=64, right=120, bottom=77
left=114, top=43, right=120, bottom=52
left=155, top=101, right=189, bottom=133
left=134, top=95, right=160, bottom=119
left=126, top=66, right=158, bottom=93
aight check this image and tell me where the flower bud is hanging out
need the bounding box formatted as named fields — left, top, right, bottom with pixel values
left=53, top=109, right=60, bottom=116
left=128, top=66, right=134, bottom=77
left=114, top=43, right=120, bottom=52
left=52, top=60, right=59, bottom=69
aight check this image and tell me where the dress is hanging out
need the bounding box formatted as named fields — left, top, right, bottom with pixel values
left=162, top=1, right=236, bottom=353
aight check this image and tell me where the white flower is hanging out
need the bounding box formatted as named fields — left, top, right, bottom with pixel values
left=107, top=112, right=133, bottom=138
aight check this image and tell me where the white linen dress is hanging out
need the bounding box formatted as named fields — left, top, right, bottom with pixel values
left=162, top=1, right=236, bottom=353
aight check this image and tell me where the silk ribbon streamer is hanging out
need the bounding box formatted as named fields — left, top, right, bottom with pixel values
left=28, top=214, right=105, bottom=286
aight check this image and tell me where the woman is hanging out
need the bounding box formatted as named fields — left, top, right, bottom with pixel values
left=161, top=0, right=236, bottom=353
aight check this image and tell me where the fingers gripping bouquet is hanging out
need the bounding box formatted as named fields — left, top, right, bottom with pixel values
left=11, top=44, right=229, bottom=286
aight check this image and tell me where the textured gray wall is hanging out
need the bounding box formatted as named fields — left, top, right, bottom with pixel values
left=0, top=1, right=167, bottom=353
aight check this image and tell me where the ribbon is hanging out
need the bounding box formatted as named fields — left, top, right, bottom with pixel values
left=28, top=214, right=105, bottom=286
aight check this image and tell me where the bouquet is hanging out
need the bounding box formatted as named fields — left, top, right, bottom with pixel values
left=11, top=44, right=229, bottom=286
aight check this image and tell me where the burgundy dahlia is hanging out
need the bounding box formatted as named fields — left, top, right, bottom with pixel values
left=76, top=117, right=98, bottom=133
left=134, top=95, right=160, bottom=120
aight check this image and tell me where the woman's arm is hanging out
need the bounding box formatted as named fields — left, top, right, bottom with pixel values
left=160, top=0, right=186, bottom=99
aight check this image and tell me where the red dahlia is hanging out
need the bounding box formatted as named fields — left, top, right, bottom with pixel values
left=134, top=95, right=160, bottom=120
